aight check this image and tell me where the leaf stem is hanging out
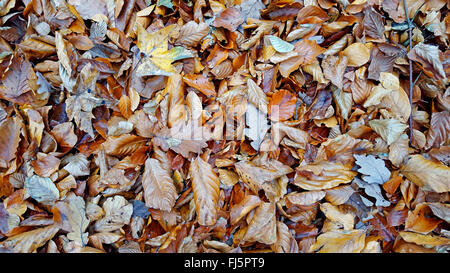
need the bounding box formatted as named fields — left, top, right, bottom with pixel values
left=403, top=0, right=414, bottom=145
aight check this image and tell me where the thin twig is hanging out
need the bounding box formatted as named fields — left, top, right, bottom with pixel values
left=403, top=0, right=414, bottom=145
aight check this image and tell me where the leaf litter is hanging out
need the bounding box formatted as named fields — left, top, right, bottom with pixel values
left=0, top=0, right=449, bottom=253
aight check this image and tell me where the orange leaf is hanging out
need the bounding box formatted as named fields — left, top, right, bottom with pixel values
left=118, top=95, right=132, bottom=119
left=183, top=74, right=216, bottom=97
left=269, top=89, right=297, bottom=121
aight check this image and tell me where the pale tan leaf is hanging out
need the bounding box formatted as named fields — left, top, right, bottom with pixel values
left=320, top=202, right=355, bottom=230
left=351, top=67, right=374, bottom=104
left=54, top=194, right=90, bottom=246
left=230, top=195, right=261, bottom=225
left=177, top=21, right=209, bottom=47
left=24, top=175, right=59, bottom=205
left=389, top=133, right=409, bottom=167
left=428, top=203, right=450, bottom=223
left=246, top=78, right=268, bottom=113
left=234, top=158, right=292, bottom=195
left=332, top=87, right=353, bottom=120
left=399, top=231, right=450, bottom=247
left=401, top=155, right=450, bottom=193
left=142, top=158, right=177, bottom=211
left=0, top=225, right=59, bottom=253
left=271, top=221, right=297, bottom=253
left=369, top=118, right=408, bottom=145
left=286, top=190, right=325, bottom=206
left=0, top=117, right=21, bottom=168
left=243, top=202, right=277, bottom=245
left=102, top=134, right=146, bottom=157
left=325, top=185, right=355, bottom=205
left=217, top=169, right=239, bottom=189
left=189, top=156, right=220, bottom=226
left=94, top=195, right=133, bottom=232
left=309, top=229, right=366, bottom=253
left=315, top=134, right=373, bottom=164
left=272, top=122, right=309, bottom=148
left=294, top=162, right=356, bottom=190
left=342, top=43, right=370, bottom=67
left=323, top=55, right=347, bottom=89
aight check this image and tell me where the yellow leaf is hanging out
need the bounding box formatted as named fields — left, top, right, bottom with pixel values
left=135, top=24, right=191, bottom=76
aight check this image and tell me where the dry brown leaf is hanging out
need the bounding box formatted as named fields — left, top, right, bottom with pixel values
left=294, top=162, right=356, bottom=190
left=235, top=158, right=293, bottom=195
left=102, top=134, right=146, bottom=157
left=243, top=202, right=277, bottom=245
left=405, top=203, right=442, bottom=234
left=401, top=155, right=450, bottom=193
left=315, top=134, right=373, bottom=165
left=0, top=225, right=59, bottom=253
left=189, top=156, right=220, bottom=226
left=0, top=117, right=22, bottom=169
left=230, top=195, right=262, bottom=225
left=309, top=229, right=366, bottom=253
left=177, top=21, right=210, bottom=47
left=183, top=74, right=216, bottom=97
left=142, top=157, right=177, bottom=211
left=399, top=231, right=450, bottom=247
left=286, top=190, right=325, bottom=206
left=325, top=185, right=355, bottom=205
left=342, top=43, right=370, bottom=67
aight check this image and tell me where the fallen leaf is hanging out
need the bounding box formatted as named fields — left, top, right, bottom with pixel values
left=142, top=157, right=177, bottom=211
left=354, top=154, right=391, bottom=185
left=320, top=202, right=355, bottom=230
left=309, top=229, right=366, bottom=253
left=401, top=155, right=450, bottom=193
left=24, top=175, right=60, bottom=205
left=369, top=118, right=408, bottom=145
left=243, top=202, right=277, bottom=244
left=0, top=225, right=59, bottom=253
left=189, top=156, right=220, bottom=226
left=268, top=89, right=297, bottom=121
left=343, top=43, right=370, bottom=67
left=294, top=161, right=357, bottom=190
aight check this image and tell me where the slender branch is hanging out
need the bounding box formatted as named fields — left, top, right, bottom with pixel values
left=403, top=0, right=414, bottom=145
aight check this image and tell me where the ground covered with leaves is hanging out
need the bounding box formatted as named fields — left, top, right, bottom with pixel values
left=0, top=0, right=449, bottom=253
